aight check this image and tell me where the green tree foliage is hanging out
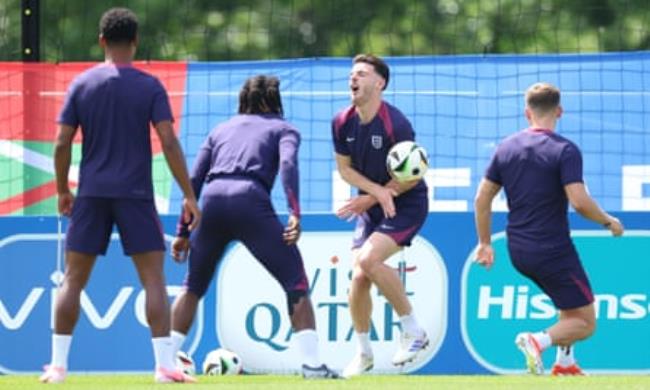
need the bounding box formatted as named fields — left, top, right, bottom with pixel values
left=0, top=0, right=21, bottom=59
left=1, top=0, right=649, bottom=61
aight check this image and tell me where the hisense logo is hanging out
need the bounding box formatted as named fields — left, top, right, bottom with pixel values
left=477, top=285, right=649, bottom=320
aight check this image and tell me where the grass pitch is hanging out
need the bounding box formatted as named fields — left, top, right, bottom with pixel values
left=0, top=374, right=649, bottom=390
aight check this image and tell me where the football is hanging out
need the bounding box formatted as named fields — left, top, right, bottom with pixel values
left=175, top=350, right=196, bottom=376
left=386, top=140, right=429, bottom=182
left=202, top=348, right=243, bottom=375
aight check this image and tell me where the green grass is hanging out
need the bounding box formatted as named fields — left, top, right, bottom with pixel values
left=1, top=374, right=649, bottom=390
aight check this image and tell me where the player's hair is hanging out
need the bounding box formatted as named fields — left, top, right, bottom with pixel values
left=353, top=54, right=390, bottom=90
left=238, top=75, right=284, bottom=116
left=525, top=82, right=561, bottom=113
left=99, top=8, right=138, bottom=46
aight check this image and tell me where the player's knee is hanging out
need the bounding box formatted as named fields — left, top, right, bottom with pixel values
left=286, top=289, right=308, bottom=316
left=582, top=317, right=596, bottom=338
left=572, top=316, right=595, bottom=341
left=579, top=306, right=596, bottom=337
left=187, top=283, right=209, bottom=301
left=350, top=268, right=371, bottom=287
left=61, top=273, right=86, bottom=292
left=357, top=256, right=380, bottom=278
left=174, top=289, right=200, bottom=307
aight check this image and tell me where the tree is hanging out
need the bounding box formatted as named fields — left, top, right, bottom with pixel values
left=0, top=0, right=648, bottom=62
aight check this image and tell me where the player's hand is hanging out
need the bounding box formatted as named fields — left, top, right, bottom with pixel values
left=386, top=180, right=401, bottom=193
left=336, top=195, right=375, bottom=220
left=372, top=186, right=398, bottom=219
left=57, top=191, right=74, bottom=216
left=182, top=198, right=201, bottom=231
left=171, top=236, right=190, bottom=262
left=475, top=243, right=494, bottom=270
left=605, top=215, right=624, bottom=236
left=283, top=214, right=301, bottom=245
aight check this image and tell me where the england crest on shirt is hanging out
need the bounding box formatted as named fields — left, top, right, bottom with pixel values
left=371, top=135, right=383, bottom=149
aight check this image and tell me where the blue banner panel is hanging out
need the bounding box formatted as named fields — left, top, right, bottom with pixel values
left=0, top=213, right=647, bottom=374
left=463, top=232, right=650, bottom=373
left=171, top=53, right=650, bottom=214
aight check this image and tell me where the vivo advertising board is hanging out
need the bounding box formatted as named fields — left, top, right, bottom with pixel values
left=462, top=231, right=650, bottom=374
left=0, top=230, right=203, bottom=373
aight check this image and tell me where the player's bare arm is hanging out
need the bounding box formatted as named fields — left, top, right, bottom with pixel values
left=336, top=194, right=375, bottom=220
left=385, top=177, right=420, bottom=195
left=474, top=178, right=502, bottom=269
left=154, top=120, right=201, bottom=230
left=335, top=153, right=397, bottom=218
left=564, top=182, right=624, bottom=236
left=53, top=124, right=78, bottom=216
left=336, top=177, right=422, bottom=220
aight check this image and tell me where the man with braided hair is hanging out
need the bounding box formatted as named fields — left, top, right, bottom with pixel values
left=169, top=75, right=339, bottom=379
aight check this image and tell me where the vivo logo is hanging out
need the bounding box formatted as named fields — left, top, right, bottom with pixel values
left=0, top=271, right=185, bottom=330
left=0, top=231, right=203, bottom=373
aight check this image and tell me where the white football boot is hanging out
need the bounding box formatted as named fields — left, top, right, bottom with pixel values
left=342, top=353, right=374, bottom=378
left=515, top=332, right=544, bottom=375
left=392, top=331, right=429, bottom=366
left=39, top=365, right=66, bottom=384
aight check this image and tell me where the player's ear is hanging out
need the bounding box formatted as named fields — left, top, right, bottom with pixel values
left=377, top=77, right=386, bottom=91
left=556, top=105, right=563, bottom=118
left=524, top=107, right=532, bottom=122
left=99, top=35, right=106, bottom=48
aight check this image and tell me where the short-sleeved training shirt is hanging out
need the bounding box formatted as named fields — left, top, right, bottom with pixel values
left=332, top=101, right=427, bottom=197
left=485, top=128, right=583, bottom=252
left=58, top=63, right=173, bottom=199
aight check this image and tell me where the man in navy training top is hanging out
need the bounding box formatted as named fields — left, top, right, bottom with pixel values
left=474, top=82, right=623, bottom=376
left=169, top=75, right=339, bottom=379
left=43, top=7, right=201, bottom=384
left=332, top=54, right=430, bottom=378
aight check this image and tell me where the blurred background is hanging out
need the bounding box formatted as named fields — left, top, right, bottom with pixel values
left=1, top=0, right=649, bottom=61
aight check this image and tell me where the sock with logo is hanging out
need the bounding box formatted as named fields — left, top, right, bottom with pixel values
left=400, top=312, right=424, bottom=337
left=152, top=337, right=175, bottom=370
left=356, top=332, right=373, bottom=357
left=170, top=330, right=187, bottom=356
left=294, top=329, right=321, bottom=368
left=532, top=331, right=552, bottom=351
left=555, top=344, right=576, bottom=366
left=51, top=334, right=72, bottom=370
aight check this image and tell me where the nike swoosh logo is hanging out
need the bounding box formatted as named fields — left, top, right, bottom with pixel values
left=346, top=137, right=355, bottom=142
